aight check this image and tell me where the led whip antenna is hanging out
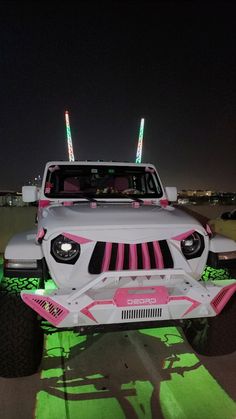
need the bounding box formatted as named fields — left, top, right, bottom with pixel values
left=135, top=118, right=145, bottom=163
left=65, top=110, right=75, bottom=161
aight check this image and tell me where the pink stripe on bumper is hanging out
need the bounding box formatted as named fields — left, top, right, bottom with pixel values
left=211, top=283, right=236, bottom=314
left=21, top=294, right=69, bottom=326
left=169, top=296, right=200, bottom=317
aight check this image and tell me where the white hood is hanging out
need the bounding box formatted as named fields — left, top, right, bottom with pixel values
left=40, top=203, right=206, bottom=242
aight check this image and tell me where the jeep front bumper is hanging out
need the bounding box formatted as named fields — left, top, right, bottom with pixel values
left=21, top=269, right=236, bottom=328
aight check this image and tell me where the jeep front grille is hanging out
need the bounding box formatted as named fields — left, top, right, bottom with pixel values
left=88, top=240, right=173, bottom=274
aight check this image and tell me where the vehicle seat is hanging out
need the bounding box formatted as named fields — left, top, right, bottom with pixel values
left=63, top=178, right=80, bottom=192
left=114, top=177, right=129, bottom=192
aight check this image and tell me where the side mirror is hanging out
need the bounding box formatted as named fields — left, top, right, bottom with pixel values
left=165, top=187, right=177, bottom=202
left=22, top=186, right=39, bottom=202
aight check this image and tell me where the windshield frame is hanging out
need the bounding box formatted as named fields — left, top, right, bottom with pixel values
left=42, top=163, right=164, bottom=201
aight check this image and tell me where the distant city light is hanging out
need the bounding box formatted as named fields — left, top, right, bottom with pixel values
left=65, top=110, right=75, bottom=162
left=136, top=118, right=145, bottom=164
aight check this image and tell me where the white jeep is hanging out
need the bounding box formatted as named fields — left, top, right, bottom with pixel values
left=1, top=161, right=236, bottom=377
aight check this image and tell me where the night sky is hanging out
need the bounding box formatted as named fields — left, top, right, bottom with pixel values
left=0, top=1, right=236, bottom=192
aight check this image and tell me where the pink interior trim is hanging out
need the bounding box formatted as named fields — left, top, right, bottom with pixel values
left=211, top=284, right=236, bottom=314
left=21, top=294, right=69, bottom=326
left=169, top=296, right=200, bottom=317
left=153, top=241, right=164, bottom=268
left=116, top=243, right=125, bottom=270
left=62, top=232, right=92, bottom=244
left=172, top=230, right=195, bottom=241
left=39, top=200, right=51, bottom=208
left=102, top=242, right=112, bottom=272
left=114, top=286, right=169, bottom=307
left=129, top=244, right=137, bottom=269
left=141, top=242, right=151, bottom=269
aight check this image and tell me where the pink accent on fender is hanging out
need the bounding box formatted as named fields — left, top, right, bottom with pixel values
left=132, top=202, right=140, bottom=208
left=21, top=294, right=69, bottom=326
left=211, top=284, right=236, bottom=314
left=141, top=242, right=151, bottom=269
left=81, top=300, right=114, bottom=323
left=39, top=200, right=51, bottom=208
left=114, top=286, right=169, bottom=307
left=102, top=242, right=113, bottom=272
left=90, top=202, right=97, bottom=208
left=153, top=241, right=164, bottom=268
left=36, top=228, right=45, bottom=242
left=129, top=244, right=137, bottom=269
left=160, top=199, right=169, bottom=208
left=172, top=230, right=195, bottom=241
left=169, top=296, right=200, bottom=317
left=206, top=224, right=213, bottom=236
left=116, top=243, right=125, bottom=270
left=62, top=232, right=93, bottom=244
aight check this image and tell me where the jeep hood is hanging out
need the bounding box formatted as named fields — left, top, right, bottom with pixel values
left=40, top=204, right=206, bottom=242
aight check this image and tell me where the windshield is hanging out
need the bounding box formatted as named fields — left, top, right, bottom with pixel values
left=44, top=164, right=163, bottom=199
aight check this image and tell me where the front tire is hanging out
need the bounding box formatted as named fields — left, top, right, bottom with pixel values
left=0, top=278, right=44, bottom=377
left=183, top=293, right=236, bottom=356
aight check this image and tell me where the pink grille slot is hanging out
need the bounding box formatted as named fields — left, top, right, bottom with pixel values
left=22, top=294, right=69, bottom=326
left=153, top=241, right=164, bottom=268
left=129, top=244, right=137, bottom=269
left=141, top=242, right=151, bottom=269
left=116, top=243, right=125, bottom=270
left=102, top=242, right=113, bottom=272
left=211, top=284, right=236, bottom=314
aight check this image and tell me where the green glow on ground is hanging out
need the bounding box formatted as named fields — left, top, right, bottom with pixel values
left=139, top=326, right=184, bottom=346
left=36, top=390, right=126, bottom=419
left=35, top=330, right=236, bottom=419
left=160, top=357, right=236, bottom=419
left=125, top=380, right=153, bottom=418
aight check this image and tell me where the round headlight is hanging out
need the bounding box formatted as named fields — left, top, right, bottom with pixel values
left=51, top=235, right=80, bottom=263
left=181, top=232, right=204, bottom=259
